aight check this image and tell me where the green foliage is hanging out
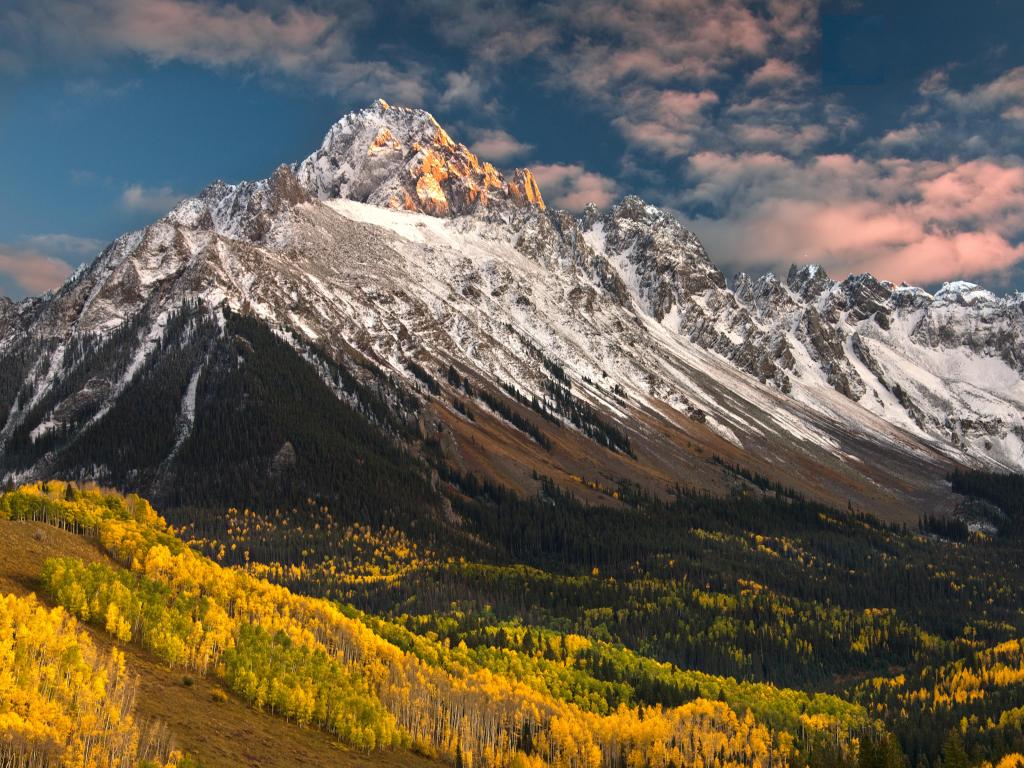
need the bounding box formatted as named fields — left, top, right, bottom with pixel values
left=222, top=625, right=397, bottom=749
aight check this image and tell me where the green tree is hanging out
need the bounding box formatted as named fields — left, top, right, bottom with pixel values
left=942, top=730, right=968, bottom=768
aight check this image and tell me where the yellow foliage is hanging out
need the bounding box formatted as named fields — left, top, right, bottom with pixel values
left=18, top=483, right=795, bottom=768
left=0, top=591, right=181, bottom=768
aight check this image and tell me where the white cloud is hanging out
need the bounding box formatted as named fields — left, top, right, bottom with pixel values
left=122, top=184, right=186, bottom=213
left=22, top=233, right=104, bottom=258
left=438, top=70, right=495, bottom=111
left=940, top=66, right=1024, bottom=113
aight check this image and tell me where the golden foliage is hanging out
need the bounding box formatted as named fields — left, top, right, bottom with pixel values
left=0, top=591, right=181, bottom=768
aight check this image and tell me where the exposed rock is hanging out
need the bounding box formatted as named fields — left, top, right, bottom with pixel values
left=787, top=264, right=832, bottom=302
left=507, top=168, right=545, bottom=209
left=271, top=441, right=297, bottom=473
left=295, top=100, right=545, bottom=218
left=3, top=98, right=1024, bottom=490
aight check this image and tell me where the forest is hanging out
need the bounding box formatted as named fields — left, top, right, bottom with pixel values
left=0, top=475, right=1023, bottom=768
left=0, top=588, right=187, bottom=768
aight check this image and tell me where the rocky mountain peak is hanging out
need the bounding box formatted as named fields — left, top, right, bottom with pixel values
left=294, top=100, right=545, bottom=217
left=4, top=99, right=1024, bottom=495
left=786, top=263, right=832, bottom=301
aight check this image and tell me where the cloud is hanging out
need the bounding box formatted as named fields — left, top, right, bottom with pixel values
left=531, top=163, right=619, bottom=210
left=877, top=124, right=932, bottom=149
left=939, top=66, right=1024, bottom=113
left=1004, top=106, right=1024, bottom=124
left=122, top=184, right=186, bottom=213
left=2, top=0, right=332, bottom=69
left=729, top=122, right=827, bottom=153
left=414, top=0, right=557, bottom=64
left=65, top=77, right=142, bottom=99
left=904, top=65, right=1024, bottom=158
left=0, top=246, right=74, bottom=296
left=437, top=70, right=498, bottom=112
left=21, top=234, right=104, bottom=259
left=0, top=232, right=105, bottom=297
left=468, top=129, right=533, bottom=163
left=0, top=0, right=426, bottom=103
left=746, top=57, right=806, bottom=88
left=684, top=152, right=1024, bottom=285
left=423, top=0, right=797, bottom=85
left=612, top=89, right=719, bottom=157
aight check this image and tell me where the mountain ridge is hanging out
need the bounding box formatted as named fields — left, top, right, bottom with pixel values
left=1, top=100, right=1022, bottom=521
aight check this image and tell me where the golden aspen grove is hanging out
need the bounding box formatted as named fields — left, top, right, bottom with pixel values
left=3, top=478, right=1024, bottom=768
left=0, top=590, right=184, bottom=768
left=2, top=482, right=816, bottom=768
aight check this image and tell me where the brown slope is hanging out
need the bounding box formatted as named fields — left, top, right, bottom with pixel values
left=422, top=368, right=956, bottom=525
left=0, top=520, right=440, bottom=768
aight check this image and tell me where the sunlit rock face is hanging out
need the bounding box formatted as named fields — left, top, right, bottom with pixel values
left=295, top=99, right=545, bottom=216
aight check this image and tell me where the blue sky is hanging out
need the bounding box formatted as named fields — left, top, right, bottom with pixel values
left=1, top=0, right=1023, bottom=298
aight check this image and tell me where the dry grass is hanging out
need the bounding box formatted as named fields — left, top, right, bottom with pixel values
left=0, top=520, right=440, bottom=768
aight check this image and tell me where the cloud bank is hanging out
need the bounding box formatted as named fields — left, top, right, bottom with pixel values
left=3, top=0, right=1024, bottom=289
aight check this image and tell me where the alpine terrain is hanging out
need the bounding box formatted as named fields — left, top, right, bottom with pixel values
left=0, top=99, right=1021, bottom=519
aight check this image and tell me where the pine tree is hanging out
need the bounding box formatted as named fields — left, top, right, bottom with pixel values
left=942, top=730, right=969, bottom=768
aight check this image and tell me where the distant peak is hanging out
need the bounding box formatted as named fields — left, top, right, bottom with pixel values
left=787, top=263, right=827, bottom=281
left=935, top=280, right=996, bottom=305
left=786, top=263, right=832, bottom=300
left=373, top=98, right=391, bottom=111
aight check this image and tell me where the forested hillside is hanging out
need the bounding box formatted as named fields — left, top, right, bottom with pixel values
left=2, top=480, right=1024, bottom=768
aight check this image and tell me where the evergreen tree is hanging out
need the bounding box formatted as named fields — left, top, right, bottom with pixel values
left=941, top=731, right=968, bottom=768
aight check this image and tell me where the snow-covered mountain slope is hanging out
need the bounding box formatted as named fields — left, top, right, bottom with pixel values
left=1, top=100, right=1020, bottom=520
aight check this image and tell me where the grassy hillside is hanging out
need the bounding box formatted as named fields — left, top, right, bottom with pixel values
left=0, top=482, right=875, bottom=768
left=0, top=518, right=440, bottom=768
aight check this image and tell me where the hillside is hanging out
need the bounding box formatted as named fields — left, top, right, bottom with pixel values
left=2, top=481, right=1024, bottom=767
left=0, top=518, right=441, bottom=768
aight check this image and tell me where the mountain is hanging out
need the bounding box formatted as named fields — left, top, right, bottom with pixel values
left=1, top=99, right=1022, bottom=521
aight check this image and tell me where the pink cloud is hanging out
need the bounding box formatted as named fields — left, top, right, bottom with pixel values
left=879, top=231, right=1024, bottom=283
left=917, top=160, right=1024, bottom=232
left=0, top=247, right=74, bottom=295
left=1, top=0, right=427, bottom=102
left=686, top=152, right=1024, bottom=286
left=534, top=0, right=807, bottom=97
left=730, top=122, right=826, bottom=152
left=878, top=124, right=931, bottom=148
left=1004, top=106, right=1024, bottom=123
left=469, top=129, right=533, bottom=162
left=746, top=57, right=805, bottom=87
left=611, top=89, right=719, bottom=156
left=531, top=163, right=618, bottom=210
left=102, top=0, right=334, bottom=71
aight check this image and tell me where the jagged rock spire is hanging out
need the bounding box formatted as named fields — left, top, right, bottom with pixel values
left=295, top=100, right=545, bottom=217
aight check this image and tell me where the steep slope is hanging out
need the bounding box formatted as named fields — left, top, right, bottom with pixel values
left=0, top=100, right=1021, bottom=521
left=0, top=519, right=442, bottom=768
left=731, top=266, right=1024, bottom=469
